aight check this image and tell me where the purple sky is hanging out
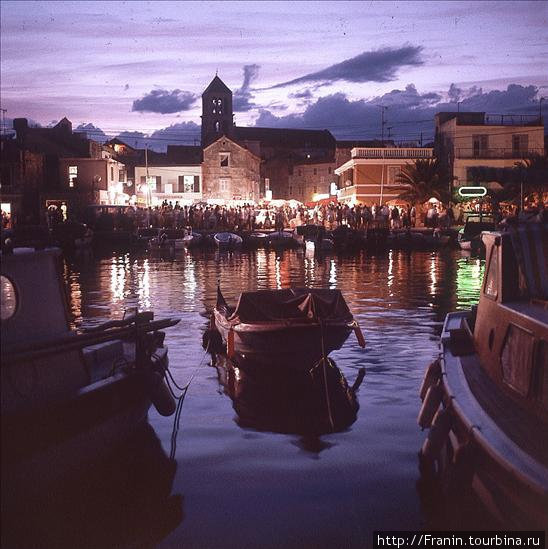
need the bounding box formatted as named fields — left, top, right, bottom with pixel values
left=1, top=1, right=547, bottom=147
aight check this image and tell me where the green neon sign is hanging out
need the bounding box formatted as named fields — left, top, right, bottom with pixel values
left=458, top=186, right=487, bottom=197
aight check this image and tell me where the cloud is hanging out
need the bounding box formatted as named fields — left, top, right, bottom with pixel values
left=132, top=89, right=198, bottom=114
left=233, top=64, right=260, bottom=112
left=289, top=89, right=313, bottom=100
left=268, top=46, right=424, bottom=89
left=74, top=123, right=109, bottom=143
left=254, top=84, right=543, bottom=142
left=147, top=122, right=201, bottom=151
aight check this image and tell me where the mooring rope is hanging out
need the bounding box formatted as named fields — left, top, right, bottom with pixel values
left=318, top=320, right=335, bottom=433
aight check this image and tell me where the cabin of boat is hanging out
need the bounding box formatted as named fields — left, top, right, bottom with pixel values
left=212, top=287, right=365, bottom=370
left=418, top=221, right=548, bottom=529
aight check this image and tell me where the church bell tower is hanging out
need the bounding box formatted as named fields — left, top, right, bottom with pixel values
left=201, top=75, right=234, bottom=147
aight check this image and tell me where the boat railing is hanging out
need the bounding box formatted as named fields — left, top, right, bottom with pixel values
left=2, top=316, right=180, bottom=365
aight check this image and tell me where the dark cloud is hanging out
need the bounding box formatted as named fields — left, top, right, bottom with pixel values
left=74, top=123, right=109, bottom=143
left=254, top=84, right=543, bottom=143
left=268, top=46, right=424, bottom=89
left=147, top=122, right=201, bottom=152
left=132, top=89, right=198, bottom=114
left=289, top=89, right=313, bottom=100
left=233, top=64, right=260, bottom=112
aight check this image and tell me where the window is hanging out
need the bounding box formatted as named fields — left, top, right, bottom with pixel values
left=328, top=167, right=332, bottom=174
left=69, top=166, right=78, bottom=188
left=472, top=134, right=488, bottom=157
left=119, top=169, right=126, bottom=183
left=215, top=121, right=220, bottom=133
left=220, top=153, right=229, bottom=167
left=313, top=186, right=317, bottom=193
left=180, top=175, right=195, bottom=193
left=313, top=168, right=317, bottom=175
left=1, top=275, right=17, bottom=320
left=501, top=324, right=535, bottom=396
left=140, top=176, right=147, bottom=185
left=212, top=98, right=222, bottom=114
left=512, top=134, right=528, bottom=156
left=164, top=183, right=173, bottom=194
left=219, top=178, right=229, bottom=192
left=388, top=166, right=402, bottom=185
left=155, top=176, right=162, bottom=192
left=289, top=185, right=293, bottom=195
left=193, top=175, right=200, bottom=193
left=110, top=166, right=114, bottom=181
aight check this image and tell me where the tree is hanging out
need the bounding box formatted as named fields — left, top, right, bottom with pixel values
left=514, top=153, right=548, bottom=207
left=394, top=158, right=451, bottom=205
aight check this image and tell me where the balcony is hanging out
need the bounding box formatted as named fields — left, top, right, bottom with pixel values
left=454, top=148, right=544, bottom=160
left=351, top=147, right=433, bottom=159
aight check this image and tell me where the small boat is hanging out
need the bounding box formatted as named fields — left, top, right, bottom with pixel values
left=212, top=287, right=365, bottom=370
left=214, top=232, right=243, bottom=249
left=183, top=231, right=202, bottom=248
left=149, top=228, right=186, bottom=250
left=267, top=230, right=299, bottom=249
left=50, top=222, right=93, bottom=252
left=458, top=214, right=496, bottom=252
left=1, top=248, right=180, bottom=492
left=136, top=227, right=160, bottom=247
left=243, top=232, right=269, bottom=249
left=418, top=221, right=548, bottom=529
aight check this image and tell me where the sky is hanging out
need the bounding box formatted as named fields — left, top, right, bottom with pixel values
left=1, top=0, right=547, bottom=149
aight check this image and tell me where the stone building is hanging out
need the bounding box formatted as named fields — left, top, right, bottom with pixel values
left=202, top=136, right=260, bottom=203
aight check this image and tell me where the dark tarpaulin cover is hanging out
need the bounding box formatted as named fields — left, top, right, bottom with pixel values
left=219, top=288, right=354, bottom=323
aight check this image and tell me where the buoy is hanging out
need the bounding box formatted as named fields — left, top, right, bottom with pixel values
left=353, top=322, right=366, bottom=348
left=419, top=359, right=441, bottom=401
left=227, top=329, right=235, bottom=358
left=421, top=407, right=452, bottom=460
left=149, top=371, right=176, bottom=416
left=418, top=383, right=443, bottom=429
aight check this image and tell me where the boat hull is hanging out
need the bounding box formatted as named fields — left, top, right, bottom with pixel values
left=213, top=310, right=353, bottom=370
left=420, top=311, right=548, bottom=530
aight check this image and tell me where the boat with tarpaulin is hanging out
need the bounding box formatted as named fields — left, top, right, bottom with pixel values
left=213, top=287, right=365, bottom=370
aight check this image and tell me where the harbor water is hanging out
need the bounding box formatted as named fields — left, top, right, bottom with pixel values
left=8, top=247, right=488, bottom=549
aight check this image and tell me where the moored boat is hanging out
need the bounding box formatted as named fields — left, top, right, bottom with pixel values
left=418, top=221, right=548, bottom=529
left=267, top=230, right=300, bottom=249
left=457, top=213, right=496, bottom=252
left=212, top=287, right=365, bottom=370
left=1, top=248, right=180, bottom=492
left=214, top=232, right=243, bottom=249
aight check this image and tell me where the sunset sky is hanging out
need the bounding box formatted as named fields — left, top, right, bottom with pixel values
left=1, top=0, right=547, bottom=147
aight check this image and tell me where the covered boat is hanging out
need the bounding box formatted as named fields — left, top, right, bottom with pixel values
left=214, top=232, right=243, bottom=249
left=418, top=221, right=548, bottom=529
left=213, top=287, right=365, bottom=370
left=1, top=248, right=180, bottom=492
left=457, top=213, right=496, bottom=251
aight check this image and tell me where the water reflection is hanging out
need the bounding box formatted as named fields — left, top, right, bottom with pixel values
left=212, top=354, right=365, bottom=453
left=2, top=425, right=183, bottom=549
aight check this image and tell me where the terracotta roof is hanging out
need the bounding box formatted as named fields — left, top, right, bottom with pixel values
left=203, top=75, right=232, bottom=95
left=234, top=126, right=335, bottom=148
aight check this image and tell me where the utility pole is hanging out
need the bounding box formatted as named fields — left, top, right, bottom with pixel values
left=0, top=108, right=6, bottom=138
left=378, top=105, right=388, bottom=145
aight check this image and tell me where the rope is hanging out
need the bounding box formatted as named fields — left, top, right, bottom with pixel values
left=318, top=320, right=335, bottom=433
left=166, top=338, right=211, bottom=460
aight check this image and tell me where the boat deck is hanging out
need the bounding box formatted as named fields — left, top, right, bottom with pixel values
left=460, top=354, right=548, bottom=467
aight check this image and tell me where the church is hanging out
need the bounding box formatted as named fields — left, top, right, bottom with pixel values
left=200, top=75, right=338, bottom=201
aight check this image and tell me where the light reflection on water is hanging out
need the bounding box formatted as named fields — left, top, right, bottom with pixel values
left=59, top=248, right=484, bottom=549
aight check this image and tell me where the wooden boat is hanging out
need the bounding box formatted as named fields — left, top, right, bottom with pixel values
left=213, top=287, right=365, bottom=370
left=458, top=214, right=496, bottom=251
left=1, top=248, right=180, bottom=492
left=418, top=221, right=548, bottom=529
left=149, top=228, right=186, bottom=250
left=183, top=231, right=203, bottom=248
left=214, top=232, right=243, bottom=249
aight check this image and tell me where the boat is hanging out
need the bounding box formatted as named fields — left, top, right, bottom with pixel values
left=212, top=287, right=365, bottom=370
left=50, top=221, right=93, bottom=252
left=136, top=227, right=160, bottom=247
left=243, top=231, right=269, bottom=249
left=214, top=231, right=243, bottom=249
left=267, top=230, right=300, bottom=249
left=183, top=230, right=203, bottom=249
left=417, top=221, right=548, bottom=529
left=1, top=247, right=180, bottom=493
left=458, top=213, right=496, bottom=252
left=149, top=228, right=187, bottom=250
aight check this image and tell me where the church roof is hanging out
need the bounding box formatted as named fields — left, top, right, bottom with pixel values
left=234, top=126, right=335, bottom=148
left=203, top=75, right=232, bottom=95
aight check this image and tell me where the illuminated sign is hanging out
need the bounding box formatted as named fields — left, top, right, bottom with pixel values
left=458, top=186, right=487, bottom=197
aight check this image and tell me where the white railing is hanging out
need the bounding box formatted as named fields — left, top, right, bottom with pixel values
left=351, top=147, right=433, bottom=159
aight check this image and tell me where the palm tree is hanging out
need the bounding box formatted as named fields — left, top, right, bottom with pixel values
left=514, top=153, right=548, bottom=207
left=394, top=158, right=451, bottom=205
